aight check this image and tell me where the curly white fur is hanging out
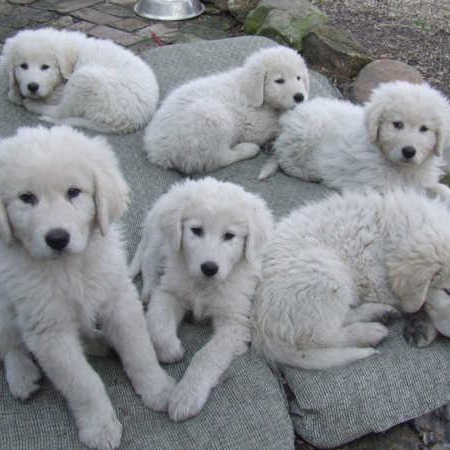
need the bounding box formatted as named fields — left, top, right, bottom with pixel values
left=259, top=82, right=450, bottom=200
left=253, top=189, right=450, bottom=369
left=129, top=177, right=274, bottom=421
left=0, top=126, right=175, bottom=450
left=1, top=28, right=159, bottom=133
left=144, top=46, right=309, bottom=174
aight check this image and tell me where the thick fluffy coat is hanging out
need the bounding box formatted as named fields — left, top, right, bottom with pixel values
left=0, top=126, right=174, bottom=450
left=259, top=82, right=450, bottom=200
left=253, top=190, right=450, bottom=369
left=1, top=28, right=159, bottom=133
left=129, top=177, right=274, bottom=420
left=144, top=46, right=309, bottom=174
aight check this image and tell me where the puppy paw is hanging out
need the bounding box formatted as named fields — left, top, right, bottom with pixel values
left=154, top=339, right=185, bottom=364
left=404, top=314, right=438, bottom=348
left=78, top=411, right=122, bottom=450
left=377, top=307, right=402, bottom=325
left=363, top=323, right=389, bottom=347
left=233, top=142, right=260, bottom=158
left=140, top=373, right=176, bottom=412
left=5, top=352, right=41, bottom=401
left=168, top=381, right=210, bottom=422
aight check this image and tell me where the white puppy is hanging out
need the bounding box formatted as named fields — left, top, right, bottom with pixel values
left=0, top=126, right=174, bottom=450
left=259, top=82, right=450, bottom=200
left=144, top=46, right=309, bottom=174
left=253, top=189, right=450, bottom=369
left=1, top=28, right=159, bottom=133
left=129, top=177, right=274, bottom=421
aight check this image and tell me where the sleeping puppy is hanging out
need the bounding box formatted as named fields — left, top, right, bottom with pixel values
left=144, top=46, right=309, bottom=174
left=259, top=82, right=450, bottom=201
left=0, top=126, right=174, bottom=450
left=253, top=189, right=450, bottom=369
left=1, top=28, right=159, bottom=133
left=129, top=177, right=274, bottom=421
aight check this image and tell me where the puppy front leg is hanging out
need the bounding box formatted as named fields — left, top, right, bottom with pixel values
left=168, top=320, right=250, bottom=422
left=146, top=288, right=186, bottom=363
left=23, top=329, right=122, bottom=450
left=23, top=99, right=61, bottom=118
left=101, top=285, right=176, bottom=412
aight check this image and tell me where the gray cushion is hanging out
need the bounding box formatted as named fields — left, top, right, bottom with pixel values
left=0, top=36, right=296, bottom=450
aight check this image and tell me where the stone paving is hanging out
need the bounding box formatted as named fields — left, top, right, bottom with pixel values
left=0, top=1, right=448, bottom=450
left=0, top=0, right=245, bottom=50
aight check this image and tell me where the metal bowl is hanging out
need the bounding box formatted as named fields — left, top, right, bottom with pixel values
left=134, top=0, right=205, bottom=21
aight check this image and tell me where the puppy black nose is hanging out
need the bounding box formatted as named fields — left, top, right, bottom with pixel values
left=402, top=146, right=416, bottom=159
left=293, top=93, right=304, bottom=103
left=45, top=228, right=70, bottom=251
left=27, top=82, right=39, bottom=93
left=201, top=261, right=219, bottom=277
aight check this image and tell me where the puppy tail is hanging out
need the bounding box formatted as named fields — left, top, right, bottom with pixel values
left=38, top=115, right=124, bottom=134
left=261, top=339, right=379, bottom=369
left=258, top=157, right=279, bottom=180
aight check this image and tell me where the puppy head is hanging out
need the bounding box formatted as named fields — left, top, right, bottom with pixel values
left=240, top=46, right=309, bottom=110
left=386, top=192, right=450, bottom=313
left=1, top=28, right=79, bottom=101
left=0, top=126, right=129, bottom=259
left=156, top=178, right=274, bottom=282
left=364, top=81, right=450, bottom=165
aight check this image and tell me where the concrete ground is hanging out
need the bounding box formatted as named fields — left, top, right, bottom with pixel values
left=0, top=1, right=448, bottom=450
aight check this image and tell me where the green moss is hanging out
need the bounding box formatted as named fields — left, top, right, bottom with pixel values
left=244, top=6, right=271, bottom=34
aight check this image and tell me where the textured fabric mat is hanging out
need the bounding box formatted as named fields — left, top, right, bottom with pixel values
left=0, top=36, right=298, bottom=450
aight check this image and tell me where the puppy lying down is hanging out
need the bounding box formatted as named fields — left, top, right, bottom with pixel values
left=253, top=189, right=450, bottom=369
left=1, top=28, right=159, bottom=133
left=259, top=82, right=450, bottom=201
left=129, top=177, right=274, bottom=421
left=144, top=46, right=309, bottom=174
left=0, top=126, right=174, bottom=450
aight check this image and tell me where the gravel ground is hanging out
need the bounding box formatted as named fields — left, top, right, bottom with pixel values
left=309, top=0, right=450, bottom=98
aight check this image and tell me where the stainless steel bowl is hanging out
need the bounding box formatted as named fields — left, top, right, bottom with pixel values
left=134, top=0, right=205, bottom=21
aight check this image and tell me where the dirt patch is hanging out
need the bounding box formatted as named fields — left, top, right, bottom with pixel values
left=309, top=0, right=450, bottom=98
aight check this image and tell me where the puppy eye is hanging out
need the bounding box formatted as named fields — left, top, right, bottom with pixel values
left=223, top=232, right=235, bottom=241
left=392, top=121, right=404, bottom=130
left=19, top=192, right=37, bottom=205
left=420, top=125, right=428, bottom=132
left=41, top=64, right=50, bottom=71
left=19, top=63, right=28, bottom=70
left=275, top=78, right=285, bottom=84
left=191, top=227, right=203, bottom=237
left=67, top=187, right=81, bottom=199
left=297, top=76, right=301, bottom=80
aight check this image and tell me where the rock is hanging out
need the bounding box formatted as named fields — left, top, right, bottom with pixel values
left=350, top=59, right=424, bottom=103
left=208, top=0, right=259, bottom=22
left=245, top=0, right=328, bottom=51
left=303, top=24, right=372, bottom=81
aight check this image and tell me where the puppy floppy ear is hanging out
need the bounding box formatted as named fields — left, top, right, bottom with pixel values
left=56, top=44, right=78, bottom=80
left=156, top=200, right=184, bottom=253
left=240, top=60, right=266, bottom=108
left=0, top=39, right=22, bottom=105
left=387, top=232, right=442, bottom=313
left=0, top=199, right=13, bottom=245
left=244, top=195, right=274, bottom=268
left=364, top=94, right=385, bottom=144
left=91, top=138, right=129, bottom=236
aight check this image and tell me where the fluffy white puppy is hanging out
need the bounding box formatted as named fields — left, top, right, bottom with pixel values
left=144, top=46, right=309, bottom=174
left=129, top=177, right=274, bottom=421
left=0, top=126, right=174, bottom=450
left=259, top=82, right=450, bottom=199
left=253, top=189, right=450, bottom=369
left=1, top=28, right=159, bottom=133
